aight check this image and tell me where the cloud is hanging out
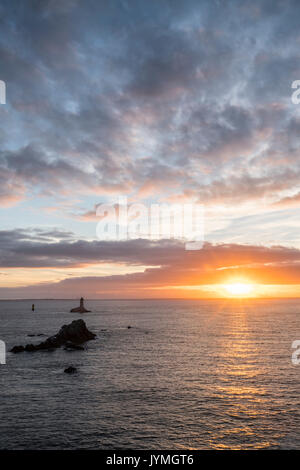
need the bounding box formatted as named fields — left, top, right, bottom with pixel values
left=1, top=229, right=300, bottom=297
left=273, top=191, right=300, bottom=208
left=1, top=0, right=300, bottom=211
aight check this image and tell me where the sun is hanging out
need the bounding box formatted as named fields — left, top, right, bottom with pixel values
left=225, top=282, right=253, bottom=296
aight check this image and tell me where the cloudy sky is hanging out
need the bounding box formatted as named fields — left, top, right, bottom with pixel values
left=1, top=0, right=300, bottom=298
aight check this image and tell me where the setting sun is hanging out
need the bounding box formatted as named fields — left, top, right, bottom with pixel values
left=225, top=283, right=254, bottom=296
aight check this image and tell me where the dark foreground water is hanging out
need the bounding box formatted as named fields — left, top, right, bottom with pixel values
left=1, top=298, right=300, bottom=449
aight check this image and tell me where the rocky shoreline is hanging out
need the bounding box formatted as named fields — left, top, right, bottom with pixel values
left=10, top=319, right=96, bottom=353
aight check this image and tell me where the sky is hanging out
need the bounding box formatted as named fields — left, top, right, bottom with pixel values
left=1, top=0, right=300, bottom=298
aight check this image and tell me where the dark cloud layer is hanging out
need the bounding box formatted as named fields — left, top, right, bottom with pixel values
left=1, top=228, right=299, bottom=270
left=1, top=229, right=300, bottom=298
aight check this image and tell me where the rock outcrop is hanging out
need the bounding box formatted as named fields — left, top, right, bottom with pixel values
left=10, top=319, right=96, bottom=353
left=70, top=297, right=90, bottom=313
left=64, top=366, right=77, bottom=374
left=10, top=345, right=25, bottom=353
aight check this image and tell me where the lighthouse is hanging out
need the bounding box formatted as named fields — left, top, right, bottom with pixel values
left=70, top=297, right=91, bottom=313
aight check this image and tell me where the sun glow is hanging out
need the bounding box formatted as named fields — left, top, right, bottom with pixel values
left=224, top=282, right=254, bottom=296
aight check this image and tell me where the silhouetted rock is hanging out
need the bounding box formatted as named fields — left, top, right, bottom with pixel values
left=10, top=319, right=96, bottom=353
left=56, top=319, right=96, bottom=343
left=70, top=297, right=91, bottom=313
left=64, top=366, right=77, bottom=374
left=10, top=345, right=25, bottom=353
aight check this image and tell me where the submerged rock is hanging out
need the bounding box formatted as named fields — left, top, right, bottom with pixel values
left=64, top=341, right=84, bottom=351
left=70, top=297, right=91, bottom=313
left=10, top=319, right=96, bottom=353
left=64, top=366, right=77, bottom=374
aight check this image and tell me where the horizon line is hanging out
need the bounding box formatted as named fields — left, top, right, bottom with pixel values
left=0, top=297, right=300, bottom=301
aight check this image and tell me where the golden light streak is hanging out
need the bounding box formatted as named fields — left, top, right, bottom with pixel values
left=224, top=283, right=254, bottom=296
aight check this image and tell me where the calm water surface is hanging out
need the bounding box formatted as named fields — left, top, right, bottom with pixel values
left=0, top=298, right=300, bottom=449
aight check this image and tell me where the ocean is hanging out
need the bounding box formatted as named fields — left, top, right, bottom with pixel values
left=0, top=298, right=300, bottom=449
